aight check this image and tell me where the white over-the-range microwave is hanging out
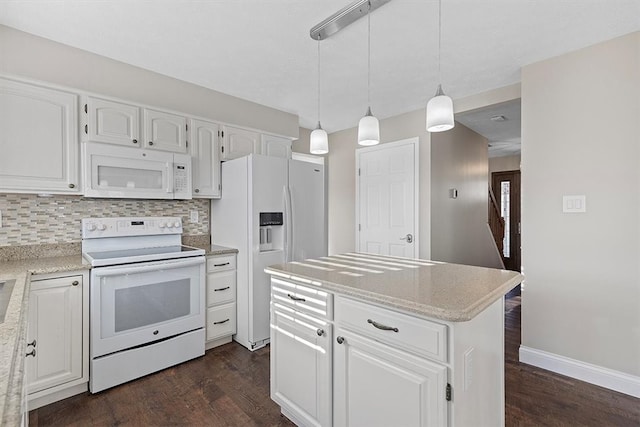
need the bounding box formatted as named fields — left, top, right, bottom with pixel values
left=82, top=141, right=192, bottom=199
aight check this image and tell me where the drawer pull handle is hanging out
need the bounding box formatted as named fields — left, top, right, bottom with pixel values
left=367, top=319, right=399, bottom=333
left=213, top=262, right=230, bottom=267
left=26, top=349, right=36, bottom=358
left=214, top=286, right=230, bottom=292
left=336, top=336, right=345, bottom=344
left=27, top=339, right=36, bottom=348
left=287, top=294, right=306, bottom=302
left=214, top=318, right=230, bottom=325
left=316, top=328, right=325, bottom=337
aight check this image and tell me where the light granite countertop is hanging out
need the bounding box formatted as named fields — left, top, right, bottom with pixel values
left=0, top=255, right=89, bottom=426
left=265, top=252, right=524, bottom=322
left=202, top=244, right=238, bottom=256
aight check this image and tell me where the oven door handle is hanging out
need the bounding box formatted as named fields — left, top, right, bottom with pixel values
left=92, top=257, right=204, bottom=277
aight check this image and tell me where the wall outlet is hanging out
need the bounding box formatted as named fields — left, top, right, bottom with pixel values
left=563, top=195, right=586, bottom=213
left=189, top=210, right=198, bottom=223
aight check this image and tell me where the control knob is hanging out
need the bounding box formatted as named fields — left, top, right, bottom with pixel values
left=159, top=222, right=166, bottom=228
left=86, top=223, right=96, bottom=231
left=174, top=221, right=181, bottom=228
left=166, top=223, right=174, bottom=228
left=98, top=224, right=107, bottom=231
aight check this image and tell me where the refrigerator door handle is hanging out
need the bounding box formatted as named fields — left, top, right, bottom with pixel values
left=283, top=185, right=293, bottom=262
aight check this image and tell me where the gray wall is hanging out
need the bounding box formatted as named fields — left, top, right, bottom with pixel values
left=0, top=25, right=299, bottom=138
left=521, top=32, right=640, bottom=377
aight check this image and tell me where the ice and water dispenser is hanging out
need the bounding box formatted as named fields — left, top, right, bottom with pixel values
left=259, top=212, right=283, bottom=252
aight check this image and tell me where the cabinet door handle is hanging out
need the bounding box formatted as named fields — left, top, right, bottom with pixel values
left=287, top=294, right=306, bottom=302
left=27, top=339, right=36, bottom=348
left=336, top=336, right=345, bottom=344
left=213, top=262, right=230, bottom=267
left=316, top=329, right=325, bottom=337
left=194, top=188, right=200, bottom=193
left=214, top=318, right=230, bottom=325
left=148, top=141, right=154, bottom=146
left=72, top=280, right=79, bottom=286
left=26, top=349, right=36, bottom=358
left=367, top=319, right=399, bottom=332
left=132, top=139, right=138, bottom=144
left=68, top=183, right=76, bottom=189
left=214, top=286, right=230, bottom=292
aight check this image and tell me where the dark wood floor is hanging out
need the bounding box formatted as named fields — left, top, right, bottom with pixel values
left=30, top=291, right=640, bottom=426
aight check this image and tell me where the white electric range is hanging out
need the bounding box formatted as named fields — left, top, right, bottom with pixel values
left=82, top=216, right=206, bottom=393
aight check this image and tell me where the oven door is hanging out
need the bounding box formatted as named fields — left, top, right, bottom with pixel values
left=90, top=256, right=205, bottom=358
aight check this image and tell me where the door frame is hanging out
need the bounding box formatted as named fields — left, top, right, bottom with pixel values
left=355, top=137, right=420, bottom=257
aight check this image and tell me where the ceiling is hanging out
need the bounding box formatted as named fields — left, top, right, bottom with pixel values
left=1, top=1, right=639, bottom=137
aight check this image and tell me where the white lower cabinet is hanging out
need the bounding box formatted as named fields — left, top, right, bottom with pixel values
left=26, top=271, right=89, bottom=409
left=205, top=253, right=237, bottom=349
left=333, top=328, right=447, bottom=427
left=271, top=304, right=332, bottom=427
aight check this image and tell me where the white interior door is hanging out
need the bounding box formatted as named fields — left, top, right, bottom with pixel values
left=356, top=138, right=419, bottom=258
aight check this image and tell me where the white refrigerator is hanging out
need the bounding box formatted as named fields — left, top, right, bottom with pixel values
left=211, top=154, right=327, bottom=351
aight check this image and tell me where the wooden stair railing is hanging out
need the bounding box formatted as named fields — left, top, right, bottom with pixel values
left=489, top=186, right=505, bottom=256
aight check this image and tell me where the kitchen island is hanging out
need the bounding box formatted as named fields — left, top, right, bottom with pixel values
left=265, top=252, right=523, bottom=427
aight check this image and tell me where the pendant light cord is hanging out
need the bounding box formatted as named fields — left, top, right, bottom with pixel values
left=438, top=0, right=442, bottom=83
left=367, top=1, right=372, bottom=108
left=317, top=35, right=321, bottom=125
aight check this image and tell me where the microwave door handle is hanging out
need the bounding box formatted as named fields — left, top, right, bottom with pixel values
left=92, top=257, right=204, bottom=277
left=166, top=162, right=173, bottom=193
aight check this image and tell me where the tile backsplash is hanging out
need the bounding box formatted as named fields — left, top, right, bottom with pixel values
left=0, top=194, right=210, bottom=247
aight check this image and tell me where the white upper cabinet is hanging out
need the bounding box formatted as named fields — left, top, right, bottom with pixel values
left=189, top=118, right=221, bottom=198
left=84, top=97, right=141, bottom=147
left=261, top=134, right=292, bottom=159
left=220, top=125, right=260, bottom=161
left=0, top=78, right=80, bottom=194
left=144, top=108, right=188, bottom=153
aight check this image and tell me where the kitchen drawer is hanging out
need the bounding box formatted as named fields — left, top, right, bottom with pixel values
left=206, top=254, right=236, bottom=273
left=270, top=277, right=333, bottom=320
left=206, top=303, right=236, bottom=341
left=207, top=270, right=236, bottom=306
left=335, top=296, right=447, bottom=363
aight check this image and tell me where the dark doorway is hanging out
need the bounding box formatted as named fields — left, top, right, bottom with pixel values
left=492, top=170, right=521, bottom=272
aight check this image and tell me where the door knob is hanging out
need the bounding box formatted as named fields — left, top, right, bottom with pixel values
left=400, top=233, right=413, bottom=243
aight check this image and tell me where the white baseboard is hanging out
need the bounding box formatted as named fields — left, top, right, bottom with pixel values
left=519, top=346, right=640, bottom=398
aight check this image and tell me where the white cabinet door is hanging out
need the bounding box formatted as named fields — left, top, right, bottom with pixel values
left=220, top=125, right=259, bottom=160
left=261, top=134, right=292, bottom=159
left=271, top=305, right=332, bottom=427
left=144, top=108, right=188, bottom=153
left=85, top=97, right=141, bottom=147
left=333, top=328, right=447, bottom=427
left=0, top=78, right=80, bottom=193
left=189, top=119, right=221, bottom=198
left=26, top=276, right=83, bottom=394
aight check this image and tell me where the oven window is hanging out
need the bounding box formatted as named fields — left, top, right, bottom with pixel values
left=114, top=279, right=190, bottom=332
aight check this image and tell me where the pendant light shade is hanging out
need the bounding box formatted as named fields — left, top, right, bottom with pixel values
left=311, top=35, right=329, bottom=155
left=310, top=122, right=329, bottom=154
left=426, top=0, right=455, bottom=133
left=358, top=1, right=380, bottom=146
left=358, top=107, right=380, bottom=146
left=426, top=84, right=454, bottom=132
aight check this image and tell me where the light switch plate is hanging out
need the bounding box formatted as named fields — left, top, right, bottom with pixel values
left=563, top=195, right=586, bottom=213
left=189, top=210, right=199, bottom=223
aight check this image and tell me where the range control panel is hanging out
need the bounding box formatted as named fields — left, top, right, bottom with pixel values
left=82, top=217, right=183, bottom=239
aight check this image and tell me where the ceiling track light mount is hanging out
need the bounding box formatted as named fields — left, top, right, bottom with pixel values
left=310, top=0, right=392, bottom=40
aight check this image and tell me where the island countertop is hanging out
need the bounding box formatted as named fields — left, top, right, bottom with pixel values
left=265, top=252, right=523, bottom=322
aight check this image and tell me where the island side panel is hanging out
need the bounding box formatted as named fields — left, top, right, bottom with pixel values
left=449, top=297, right=505, bottom=427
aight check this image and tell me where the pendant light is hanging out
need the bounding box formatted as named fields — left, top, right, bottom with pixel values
left=426, top=0, right=454, bottom=132
left=358, top=1, right=380, bottom=146
left=310, top=35, right=329, bottom=155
